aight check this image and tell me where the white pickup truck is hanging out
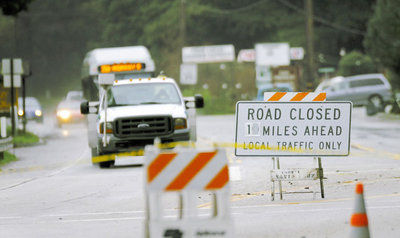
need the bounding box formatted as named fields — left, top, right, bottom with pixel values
left=80, top=74, right=204, bottom=168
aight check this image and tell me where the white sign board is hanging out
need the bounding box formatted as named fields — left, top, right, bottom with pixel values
left=237, top=49, right=255, bottom=62
left=182, top=44, right=235, bottom=63
left=1, top=58, right=24, bottom=75
left=3, top=75, right=21, bottom=88
left=256, top=65, right=270, bottom=83
left=271, top=168, right=319, bottom=181
left=235, top=101, right=352, bottom=156
left=255, top=43, right=290, bottom=66
left=290, top=47, right=305, bottom=60
left=180, top=63, right=197, bottom=85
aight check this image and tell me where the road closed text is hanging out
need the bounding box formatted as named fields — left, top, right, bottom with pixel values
left=235, top=102, right=352, bottom=156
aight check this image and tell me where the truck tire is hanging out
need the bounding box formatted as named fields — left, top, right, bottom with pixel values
left=99, top=160, right=114, bottom=168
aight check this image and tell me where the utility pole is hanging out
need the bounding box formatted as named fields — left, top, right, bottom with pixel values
left=180, top=0, right=186, bottom=49
left=305, top=0, right=316, bottom=90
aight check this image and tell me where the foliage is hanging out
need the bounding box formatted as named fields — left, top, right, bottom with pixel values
left=0, top=0, right=33, bottom=16
left=337, top=51, right=376, bottom=76
left=6, top=127, right=39, bottom=147
left=0, top=152, right=17, bottom=168
left=364, top=0, right=400, bottom=90
left=13, top=130, right=39, bottom=147
left=0, top=0, right=378, bottom=113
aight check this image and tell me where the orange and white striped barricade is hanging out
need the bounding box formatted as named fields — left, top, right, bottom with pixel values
left=264, top=92, right=327, bottom=200
left=144, top=145, right=233, bottom=238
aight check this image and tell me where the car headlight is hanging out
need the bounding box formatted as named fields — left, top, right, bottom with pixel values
left=35, top=110, right=42, bottom=117
left=57, top=110, right=71, bottom=120
left=18, top=109, right=24, bottom=116
left=174, top=118, right=187, bottom=130
left=100, top=122, right=113, bottom=134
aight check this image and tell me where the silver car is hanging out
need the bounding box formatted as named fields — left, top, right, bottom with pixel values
left=315, top=74, right=393, bottom=109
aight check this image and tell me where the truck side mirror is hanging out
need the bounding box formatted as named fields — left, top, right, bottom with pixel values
left=81, top=101, right=99, bottom=114
left=80, top=101, right=89, bottom=114
left=194, top=94, right=204, bottom=108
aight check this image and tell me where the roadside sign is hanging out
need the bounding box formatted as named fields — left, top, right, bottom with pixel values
left=234, top=101, right=352, bottom=156
left=182, top=44, right=235, bottom=63
left=256, top=65, right=270, bottom=83
left=271, top=66, right=297, bottom=82
left=318, top=67, right=335, bottom=73
left=1, top=58, right=24, bottom=75
left=271, top=168, right=319, bottom=181
left=180, top=63, right=197, bottom=85
left=237, top=49, right=255, bottom=62
left=290, top=47, right=305, bottom=60
left=2, top=59, right=24, bottom=88
left=255, top=43, right=290, bottom=66
left=0, top=87, right=10, bottom=114
left=3, top=75, right=22, bottom=88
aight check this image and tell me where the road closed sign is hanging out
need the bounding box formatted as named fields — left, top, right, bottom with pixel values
left=235, top=101, right=352, bottom=156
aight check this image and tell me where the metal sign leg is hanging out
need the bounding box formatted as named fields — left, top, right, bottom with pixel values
left=318, top=157, right=325, bottom=198
left=271, top=157, right=275, bottom=201
left=277, top=157, right=283, bottom=200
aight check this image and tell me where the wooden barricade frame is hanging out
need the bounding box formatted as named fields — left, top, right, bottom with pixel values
left=264, top=92, right=327, bottom=200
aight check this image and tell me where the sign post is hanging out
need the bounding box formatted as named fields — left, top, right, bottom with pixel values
left=235, top=93, right=352, bottom=200
left=1, top=58, right=24, bottom=136
left=180, top=63, right=197, bottom=85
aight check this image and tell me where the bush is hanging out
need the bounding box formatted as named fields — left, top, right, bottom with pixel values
left=337, top=51, right=377, bottom=76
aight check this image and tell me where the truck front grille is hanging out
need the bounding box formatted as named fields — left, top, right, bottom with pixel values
left=114, top=116, right=173, bottom=138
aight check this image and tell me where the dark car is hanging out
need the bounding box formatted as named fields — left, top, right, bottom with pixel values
left=17, top=97, right=43, bottom=123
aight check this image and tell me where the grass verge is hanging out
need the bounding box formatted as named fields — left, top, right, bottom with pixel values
left=0, top=152, right=17, bottom=168
left=13, top=131, right=40, bottom=147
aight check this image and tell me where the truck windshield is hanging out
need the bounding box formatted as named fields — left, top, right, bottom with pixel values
left=107, top=83, right=181, bottom=106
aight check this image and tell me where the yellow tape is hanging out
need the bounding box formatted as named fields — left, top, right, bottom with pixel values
left=91, top=141, right=309, bottom=164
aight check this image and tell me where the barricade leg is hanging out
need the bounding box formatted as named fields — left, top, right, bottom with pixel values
left=148, top=192, right=163, bottom=220
left=276, top=157, right=283, bottom=200
left=182, top=191, right=198, bottom=219
left=318, top=157, right=325, bottom=198
left=271, top=157, right=275, bottom=201
left=214, top=190, right=230, bottom=219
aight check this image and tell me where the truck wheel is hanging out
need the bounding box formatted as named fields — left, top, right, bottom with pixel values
left=99, top=160, right=114, bottom=168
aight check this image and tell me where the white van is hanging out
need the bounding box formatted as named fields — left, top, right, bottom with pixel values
left=315, top=74, right=393, bottom=109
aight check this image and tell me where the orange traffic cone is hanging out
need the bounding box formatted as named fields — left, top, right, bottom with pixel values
left=350, top=183, right=370, bottom=238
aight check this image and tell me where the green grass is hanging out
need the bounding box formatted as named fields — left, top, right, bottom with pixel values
left=6, top=127, right=40, bottom=147
left=13, top=131, right=40, bottom=147
left=0, top=152, right=17, bottom=168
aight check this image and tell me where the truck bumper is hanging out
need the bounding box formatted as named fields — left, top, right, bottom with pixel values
left=97, top=131, right=190, bottom=155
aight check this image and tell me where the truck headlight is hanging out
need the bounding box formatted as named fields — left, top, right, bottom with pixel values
left=174, top=118, right=187, bottom=130
left=100, top=122, right=113, bottom=134
left=18, top=109, right=24, bottom=116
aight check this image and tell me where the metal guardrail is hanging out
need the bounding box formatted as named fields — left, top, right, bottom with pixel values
left=0, top=137, right=13, bottom=160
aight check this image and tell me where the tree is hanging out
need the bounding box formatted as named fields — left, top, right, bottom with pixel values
left=337, top=51, right=376, bottom=76
left=0, top=0, right=33, bottom=16
left=364, top=0, right=400, bottom=89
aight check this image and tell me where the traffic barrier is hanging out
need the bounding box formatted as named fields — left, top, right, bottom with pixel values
left=264, top=92, right=327, bottom=200
left=263, top=92, right=326, bottom=102
left=144, top=143, right=233, bottom=238
left=0, top=136, right=13, bottom=160
left=350, top=183, right=370, bottom=238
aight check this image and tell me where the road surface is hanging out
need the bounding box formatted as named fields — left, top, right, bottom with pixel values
left=0, top=107, right=399, bottom=237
